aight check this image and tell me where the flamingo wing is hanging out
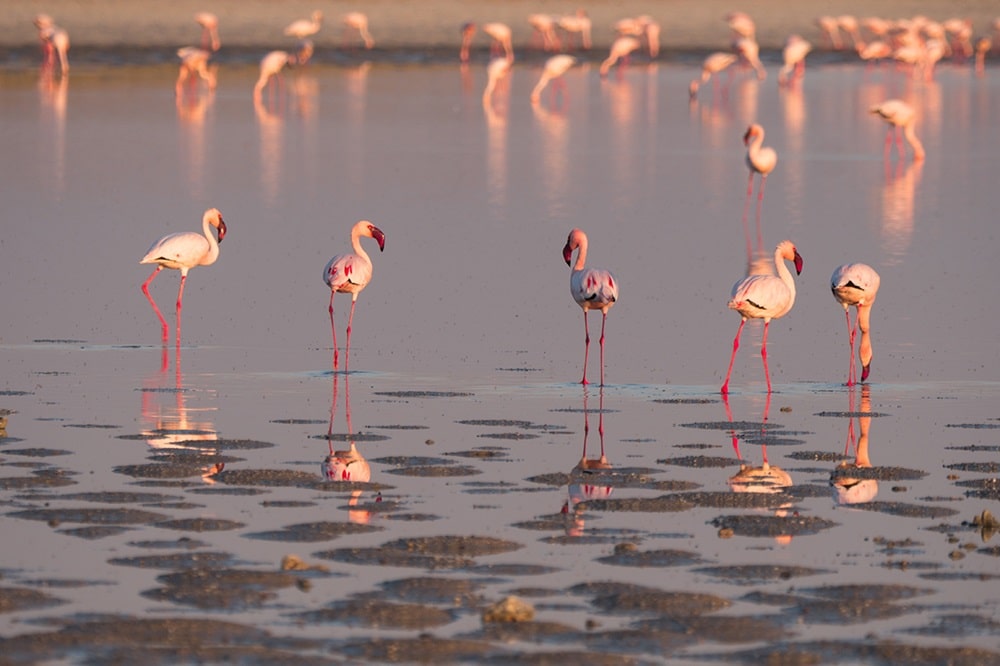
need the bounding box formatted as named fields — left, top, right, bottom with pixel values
left=729, top=275, right=790, bottom=318
left=324, top=253, right=372, bottom=293
left=141, top=232, right=210, bottom=270
left=572, top=268, right=618, bottom=310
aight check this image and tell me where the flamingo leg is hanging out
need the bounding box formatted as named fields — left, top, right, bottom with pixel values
left=175, top=274, right=188, bottom=347
left=742, top=171, right=755, bottom=262
left=581, top=310, right=591, bottom=385
left=761, top=320, right=772, bottom=393
left=329, top=292, right=340, bottom=370
left=344, top=297, right=359, bottom=374
left=883, top=127, right=893, bottom=160
left=721, top=390, right=740, bottom=457
left=755, top=174, right=767, bottom=255
left=599, top=310, right=608, bottom=386
left=721, top=318, right=746, bottom=395
left=142, top=266, right=169, bottom=343
left=895, top=126, right=905, bottom=161
left=845, top=307, right=857, bottom=386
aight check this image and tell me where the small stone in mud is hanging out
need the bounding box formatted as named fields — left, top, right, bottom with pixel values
left=892, top=486, right=908, bottom=492
left=425, top=439, right=434, bottom=445
left=780, top=406, right=792, bottom=412
left=718, top=528, right=734, bottom=538
left=948, top=550, right=965, bottom=560
left=281, top=554, right=330, bottom=572
left=614, top=542, right=638, bottom=554
left=482, top=595, right=535, bottom=623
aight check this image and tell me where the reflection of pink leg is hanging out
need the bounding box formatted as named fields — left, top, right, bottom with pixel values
left=742, top=171, right=754, bottom=262
left=722, top=391, right=740, bottom=457
left=755, top=175, right=767, bottom=254
left=721, top=319, right=746, bottom=394
left=142, top=267, right=169, bottom=343
left=883, top=127, right=892, bottom=161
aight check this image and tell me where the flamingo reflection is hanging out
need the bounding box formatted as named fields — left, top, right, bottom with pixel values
left=140, top=348, right=221, bottom=483
left=831, top=385, right=877, bottom=505
left=321, top=374, right=378, bottom=524
left=37, top=69, right=68, bottom=194
left=880, top=159, right=922, bottom=264
left=176, top=88, right=214, bottom=199
left=562, top=387, right=613, bottom=536
left=34, top=15, right=69, bottom=77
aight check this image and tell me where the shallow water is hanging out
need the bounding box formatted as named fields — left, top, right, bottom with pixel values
left=2, top=57, right=1000, bottom=663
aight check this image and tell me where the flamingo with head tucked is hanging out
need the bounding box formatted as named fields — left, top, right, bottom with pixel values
left=721, top=240, right=803, bottom=394
left=831, top=263, right=881, bottom=385
left=140, top=208, right=227, bottom=344
left=563, top=229, right=619, bottom=386
left=323, top=220, right=386, bottom=371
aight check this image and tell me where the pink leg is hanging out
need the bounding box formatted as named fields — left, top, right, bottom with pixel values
left=761, top=320, right=772, bottom=393
left=580, top=311, right=591, bottom=385
left=175, top=274, right=187, bottom=347
left=599, top=311, right=608, bottom=386
left=755, top=174, right=767, bottom=254
left=845, top=308, right=857, bottom=386
left=721, top=390, right=740, bottom=457
left=141, top=267, right=169, bottom=343
left=895, top=126, right=905, bottom=161
left=328, top=292, right=339, bottom=370
left=883, top=127, right=893, bottom=161
left=742, top=171, right=755, bottom=262
left=344, top=298, right=358, bottom=373
left=721, top=319, right=746, bottom=394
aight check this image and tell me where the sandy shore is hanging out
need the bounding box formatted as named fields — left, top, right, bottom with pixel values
left=3, top=0, right=998, bottom=55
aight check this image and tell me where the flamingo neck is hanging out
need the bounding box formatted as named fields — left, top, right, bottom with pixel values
left=774, top=246, right=796, bottom=300
left=200, top=215, right=221, bottom=266
left=351, top=228, right=372, bottom=264
left=572, top=238, right=588, bottom=271
left=903, top=124, right=925, bottom=160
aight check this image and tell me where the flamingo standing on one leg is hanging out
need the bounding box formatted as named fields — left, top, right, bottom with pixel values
left=599, top=36, right=641, bottom=78
left=870, top=99, right=925, bottom=162
left=742, top=124, right=778, bottom=265
left=342, top=12, right=374, bottom=49
left=140, top=208, right=227, bottom=345
left=721, top=240, right=803, bottom=394
left=563, top=228, right=619, bottom=386
left=459, top=22, right=477, bottom=63
left=831, top=263, right=881, bottom=386
left=530, top=54, right=575, bottom=103
left=195, top=12, right=220, bottom=51
left=323, top=220, right=386, bottom=372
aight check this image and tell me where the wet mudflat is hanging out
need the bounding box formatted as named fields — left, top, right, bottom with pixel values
left=2, top=53, right=1000, bottom=664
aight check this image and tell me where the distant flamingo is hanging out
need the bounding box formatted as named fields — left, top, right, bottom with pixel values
left=870, top=99, right=925, bottom=162
left=342, top=12, right=374, bottom=49
left=195, top=12, right=220, bottom=51
left=857, top=40, right=892, bottom=64
left=459, top=22, right=477, bottom=62
left=726, top=11, right=756, bottom=41
left=175, top=47, right=216, bottom=96
left=140, top=208, right=227, bottom=344
left=530, top=54, right=575, bottom=103
left=831, top=263, right=881, bottom=385
left=482, top=56, right=512, bottom=107
left=563, top=228, right=619, bottom=386
left=689, top=52, right=737, bottom=98
left=615, top=15, right=660, bottom=58
left=778, top=35, right=811, bottom=87
left=721, top=240, right=803, bottom=394
left=975, top=37, right=991, bottom=76
left=817, top=16, right=843, bottom=49
left=599, top=36, right=641, bottom=78
left=528, top=14, right=561, bottom=52
left=558, top=10, right=592, bottom=50
left=284, top=10, right=323, bottom=40
left=742, top=124, right=778, bottom=264
left=34, top=16, right=69, bottom=76
left=323, top=220, right=386, bottom=371
left=734, top=37, right=766, bottom=80
left=483, top=22, right=514, bottom=62
left=254, top=49, right=302, bottom=102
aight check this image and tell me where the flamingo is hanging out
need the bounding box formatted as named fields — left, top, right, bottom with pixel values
left=837, top=15, right=863, bottom=50
left=720, top=240, right=803, bottom=394
left=482, top=56, right=512, bottom=107
left=563, top=229, right=619, bottom=386
left=817, top=16, right=843, bottom=49
left=528, top=14, right=561, bottom=52
left=323, top=220, right=386, bottom=371
left=483, top=22, right=514, bottom=62
left=975, top=37, right=992, bottom=76
left=34, top=17, right=69, bottom=76
left=870, top=100, right=925, bottom=162
left=530, top=54, right=575, bottom=103
left=778, top=35, right=812, bottom=87
left=689, top=52, right=737, bottom=98
left=459, top=22, right=477, bottom=63
left=742, top=124, right=778, bottom=264
left=140, top=208, right=227, bottom=344
left=831, top=263, right=881, bottom=385
left=857, top=40, right=892, bottom=64
left=558, top=10, right=592, bottom=50
left=284, top=10, right=323, bottom=40
left=254, top=49, right=302, bottom=101
left=342, top=12, right=374, bottom=49
left=615, top=15, right=660, bottom=58
left=599, top=36, right=641, bottom=78
left=734, top=37, right=766, bottom=80
left=726, top=11, right=756, bottom=41
left=175, top=47, right=216, bottom=96
left=195, top=12, right=220, bottom=51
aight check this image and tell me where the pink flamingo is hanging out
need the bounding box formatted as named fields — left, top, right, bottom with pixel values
left=34, top=16, right=69, bottom=76
left=726, top=11, right=756, bottom=41
left=342, top=12, right=374, bottom=49
left=734, top=37, right=766, bottom=80
left=530, top=54, right=575, bottom=103
left=870, top=100, right=925, bottom=162
left=323, top=220, right=386, bottom=371
left=831, top=263, right=881, bottom=385
left=140, top=208, right=227, bottom=345
left=599, top=36, right=641, bottom=78
left=285, top=10, right=323, bottom=40
left=563, top=229, right=619, bottom=386
left=558, top=10, right=592, bottom=50
left=528, top=14, right=561, bottom=52
left=689, top=52, right=738, bottom=98
left=482, top=56, right=512, bottom=107
left=254, top=48, right=309, bottom=102
left=459, top=22, right=477, bottom=63
left=742, top=124, right=778, bottom=263
left=195, top=12, right=220, bottom=51
left=175, top=47, right=216, bottom=96
left=483, top=22, right=514, bottom=62
left=778, top=35, right=812, bottom=87
left=721, top=240, right=803, bottom=394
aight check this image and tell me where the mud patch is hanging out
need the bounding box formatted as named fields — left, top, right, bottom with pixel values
left=154, top=517, right=246, bottom=532
left=591, top=589, right=731, bottom=616
left=596, top=547, right=702, bottom=568
left=711, top=514, right=838, bottom=538
left=838, top=501, right=959, bottom=519
left=297, top=598, right=455, bottom=628
left=244, top=521, right=381, bottom=542
left=0, top=586, right=66, bottom=613
left=1, top=448, right=72, bottom=457
left=379, top=576, right=484, bottom=607
left=657, top=455, right=739, bottom=468
left=829, top=466, right=927, bottom=481
left=8, top=507, right=167, bottom=526
left=694, top=564, right=831, bottom=584
left=212, top=468, right=323, bottom=488
left=341, top=636, right=494, bottom=663
left=0, top=472, right=75, bottom=490
left=109, top=551, right=235, bottom=569
left=316, top=535, right=522, bottom=569
left=144, top=568, right=304, bottom=610
left=634, top=613, right=790, bottom=643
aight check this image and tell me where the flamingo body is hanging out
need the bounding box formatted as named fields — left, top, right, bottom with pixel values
left=176, top=47, right=216, bottom=95
left=483, top=22, right=514, bottom=62
left=599, top=36, right=641, bottom=77
left=721, top=240, right=803, bottom=394
left=779, top=35, right=812, bottom=86
left=531, top=54, right=575, bottom=102
left=563, top=228, right=618, bottom=386
left=343, top=12, right=374, bottom=49
left=483, top=56, right=512, bottom=106
left=870, top=99, right=925, bottom=162
left=689, top=52, right=737, bottom=97
left=831, top=263, right=881, bottom=384
left=285, top=10, right=323, bottom=40
left=323, top=220, right=386, bottom=371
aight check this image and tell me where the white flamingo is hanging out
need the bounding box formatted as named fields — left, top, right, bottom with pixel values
left=563, top=228, right=619, bottom=386
left=530, top=54, right=575, bottom=103
left=831, top=263, right=881, bottom=385
left=870, top=99, right=925, bottom=162
left=483, top=22, right=514, bottom=62
left=742, top=124, right=778, bottom=264
left=721, top=240, right=803, bottom=394
left=323, top=221, right=386, bottom=371
left=689, top=52, right=738, bottom=98
left=779, top=35, right=812, bottom=86
left=284, top=10, right=323, bottom=40
left=482, top=56, right=512, bottom=107
left=342, top=12, right=374, bottom=49
left=175, top=47, right=216, bottom=95
left=599, top=36, right=641, bottom=78
left=140, top=208, right=227, bottom=344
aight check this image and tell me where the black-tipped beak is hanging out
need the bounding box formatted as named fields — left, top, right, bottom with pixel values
left=217, top=219, right=227, bottom=243
left=562, top=243, right=572, bottom=266
left=861, top=364, right=871, bottom=382
left=371, top=226, right=386, bottom=252
left=793, top=249, right=803, bottom=275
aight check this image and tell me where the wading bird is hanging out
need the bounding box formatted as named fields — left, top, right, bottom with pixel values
left=831, top=263, right=881, bottom=385
left=530, top=54, right=575, bottom=103
left=870, top=99, right=925, bottom=162
left=563, top=228, right=619, bottom=386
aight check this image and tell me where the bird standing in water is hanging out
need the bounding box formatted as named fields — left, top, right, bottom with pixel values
left=563, top=228, right=619, bottom=386
left=831, top=263, right=881, bottom=385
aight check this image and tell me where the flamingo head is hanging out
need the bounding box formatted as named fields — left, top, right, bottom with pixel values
left=216, top=219, right=227, bottom=243
left=861, top=362, right=871, bottom=382
left=793, top=249, right=803, bottom=275
left=366, top=223, right=386, bottom=251
left=777, top=240, right=803, bottom=274
left=743, top=124, right=762, bottom=145
left=206, top=208, right=227, bottom=242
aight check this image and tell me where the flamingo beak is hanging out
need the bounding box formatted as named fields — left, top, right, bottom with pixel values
left=370, top=226, right=386, bottom=252
left=793, top=249, right=803, bottom=275
left=861, top=363, right=871, bottom=382
left=562, top=243, right=573, bottom=266
left=217, top=219, right=227, bottom=243
left=743, top=127, right=753, bottom=144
